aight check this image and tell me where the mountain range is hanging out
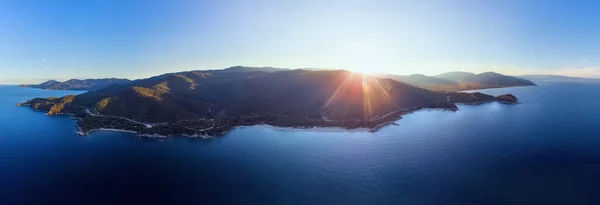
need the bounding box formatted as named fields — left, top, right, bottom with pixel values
left=19, top=68, right=535, bottom=92
left=18, top=66, right=521, bottom=137
left=379, top=71, right=536, bottom=91
left=518, top=75, right=600, bottom=83
left=19, top=78, right=132, bottom=91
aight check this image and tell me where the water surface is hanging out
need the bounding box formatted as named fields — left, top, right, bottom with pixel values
left=2, top=83, right=600, bottom=204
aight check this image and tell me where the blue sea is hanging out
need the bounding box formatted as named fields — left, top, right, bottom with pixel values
left=2, top=83, right=600, bottom=204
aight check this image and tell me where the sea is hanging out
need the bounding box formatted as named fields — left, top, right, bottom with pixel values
left=2, top=82, right=600, bottom=205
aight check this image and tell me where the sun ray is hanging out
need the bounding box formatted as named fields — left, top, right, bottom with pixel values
left=372, top=78, right=391, bottom=102
left=362, top=75, right=373, bottom=119
left=324, top=72, right=354, bottom=108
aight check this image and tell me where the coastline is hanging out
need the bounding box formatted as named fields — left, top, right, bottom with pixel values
left=79, top=128, right=138, bottom=135
left=69, top=105, right=462, bottom=139
left=460, top=84, right=536, bottom=92
left=16, top=88, right=520, bottom=139
left=74, top=123, right=381, bottom=139
left=22, top=98, right=516, bottom=139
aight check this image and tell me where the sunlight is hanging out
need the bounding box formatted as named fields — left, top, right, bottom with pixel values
left=371, top=78, right=391, bottom=102
left=361, top=75, right=373, bottom=119
left=324, top=72, right=354, bottom=108
left=361, top=76, right=393, bottom=120
left=323, top=71, right=394, bottom=120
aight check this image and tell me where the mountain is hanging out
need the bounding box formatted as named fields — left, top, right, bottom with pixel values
left=18, top=67, right=519, bottom=137
left=220, top=66, right=289, bottom=73
left=435, top=71, right=535, bottom=90
left=19, top=78, right=132, bottom=91
left=519, top=75, right=600, bottom=83
left=37, top=80, right=61, bottom=87
left=378, top=74, right=458, bottom=91
left=382, top=71, right=535, bottom=91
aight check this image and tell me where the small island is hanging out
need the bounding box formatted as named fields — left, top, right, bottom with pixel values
left=17, top=67, right=522, bottom=138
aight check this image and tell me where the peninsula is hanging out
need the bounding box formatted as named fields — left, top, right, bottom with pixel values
left=379, top=71, right=536, bottom=91
left=17, top=67, right=522, bottom=138
left=19, top=78, right=132, bottom=91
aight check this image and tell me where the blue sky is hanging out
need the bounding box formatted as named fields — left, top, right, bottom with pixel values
left=2, top=0, right=600, bottom=84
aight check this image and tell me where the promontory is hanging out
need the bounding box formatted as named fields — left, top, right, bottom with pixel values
left=17, top=67, right=523, bottom=138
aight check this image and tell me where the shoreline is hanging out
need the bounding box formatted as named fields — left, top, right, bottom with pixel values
left=461, top=84, right=536, bottom=92
left=75, top=123, right=383, bottom=139
left=17, top=92, right=519, bottom=139
left=70, top=106, right=462, bottom=139
left=78, top=128, right=138, bottom=135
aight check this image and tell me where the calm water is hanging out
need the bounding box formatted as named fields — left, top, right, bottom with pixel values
left=2, top=83, right=600, bottom=204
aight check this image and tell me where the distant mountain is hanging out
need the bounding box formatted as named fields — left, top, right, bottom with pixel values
left=436, top=71, right=536, bottom=90
left=519, top=75, right=600, bottom=83
left=381, top=71, right=535, bottom=91
left=378, top=74, right=458, bottom=91
left=435, top=71, right=478, bottom=82
left=19, top=67, right=518, bottom=137
left=220, top=66, right=289, bottom=73
left=19, top=78, right=132, bottom=91
left=37, top=80, right=61, bottom=87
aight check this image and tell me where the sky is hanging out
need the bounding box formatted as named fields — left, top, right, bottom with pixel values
left=2, top=0, right=600, bottom=84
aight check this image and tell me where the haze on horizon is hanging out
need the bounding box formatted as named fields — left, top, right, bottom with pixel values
left=2, top=0, right=600, bottom=84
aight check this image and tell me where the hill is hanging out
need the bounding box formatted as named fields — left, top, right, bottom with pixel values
left=519, top=75, right=600, bottom=83
left=435, top=71, right=536, bottom=90
left=18, top=67, right=519, bottom=137
left=378, top=74, right=458, bottom=91
left=220, top=66, right=288, bottom=73
left=19, top=78, right=132, bottom=91
left=382, top=71, right=535, bottom=91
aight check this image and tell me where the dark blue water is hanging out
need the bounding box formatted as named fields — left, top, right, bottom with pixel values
left=2, top=83, right=600, bottom=204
